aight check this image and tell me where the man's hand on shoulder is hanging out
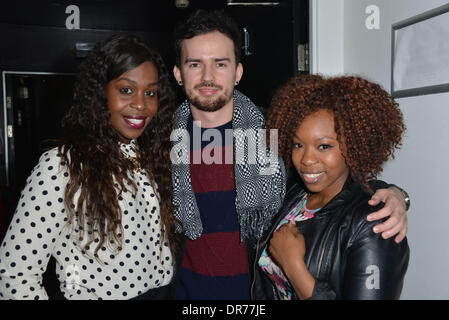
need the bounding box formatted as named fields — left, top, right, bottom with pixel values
left=367, top=187, right=408, bottom=243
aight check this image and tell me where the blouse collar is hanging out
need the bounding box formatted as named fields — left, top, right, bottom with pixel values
left=119, top=139, right=138, bottom=158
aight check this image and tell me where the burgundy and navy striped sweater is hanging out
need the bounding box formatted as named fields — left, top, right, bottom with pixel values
left=176, top=120, right=250, bottom=299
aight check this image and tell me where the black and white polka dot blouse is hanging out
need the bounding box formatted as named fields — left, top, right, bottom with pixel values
left=0, top=141, right=173, bottom=299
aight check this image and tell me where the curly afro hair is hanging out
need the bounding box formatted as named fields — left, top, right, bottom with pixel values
left=266, top=74, right=406, bottom=189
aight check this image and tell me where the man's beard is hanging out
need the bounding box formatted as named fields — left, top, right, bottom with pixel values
left=186, top=82, right=233, bottom=112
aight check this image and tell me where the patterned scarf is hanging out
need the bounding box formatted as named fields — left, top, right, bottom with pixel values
left=171, top=90, right=286, bottom=244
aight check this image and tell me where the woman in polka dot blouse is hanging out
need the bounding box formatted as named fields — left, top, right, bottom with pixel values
left=0, top=34, right=180, bottom=300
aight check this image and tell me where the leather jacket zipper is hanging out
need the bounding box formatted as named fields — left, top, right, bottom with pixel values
left=316, top=223, right=335, bottom=279
left=250, top=240, right=260, bottom=300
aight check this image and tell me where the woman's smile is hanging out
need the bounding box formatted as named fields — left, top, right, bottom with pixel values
left=122, top=115, right=148, bottom=129
left=300, top=171, right=325, bottom=184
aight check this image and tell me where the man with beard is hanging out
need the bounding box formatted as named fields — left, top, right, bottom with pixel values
left=170, top=10, right=409, bottom=300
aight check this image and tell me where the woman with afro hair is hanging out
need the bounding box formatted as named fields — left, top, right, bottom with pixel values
left=252, top=75, right=409, bottom=300
left=0, top=34, right=179, bottom=299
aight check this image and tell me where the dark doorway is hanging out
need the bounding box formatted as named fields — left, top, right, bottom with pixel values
left=225, top=0, right=309, bottom=110
left=3, top=73, right=76, bottom=189
left=0, top=73, right=77, bottom=242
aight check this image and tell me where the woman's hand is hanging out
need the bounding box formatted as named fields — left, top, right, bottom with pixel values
left=269, top=220, right=315, bottom=299
left=269, top=220, right=306, bottom=269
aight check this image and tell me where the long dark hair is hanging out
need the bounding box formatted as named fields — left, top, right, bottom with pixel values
left=59, top=34, right=179, bottom=257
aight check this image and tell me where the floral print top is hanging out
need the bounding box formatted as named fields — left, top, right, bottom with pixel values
left=258, top=193, right=320, bottom=300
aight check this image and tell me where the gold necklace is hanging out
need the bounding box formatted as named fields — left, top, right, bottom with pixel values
left=122, top=152, right=142, bottom=173
left=97, top=143, right=142, bottom=173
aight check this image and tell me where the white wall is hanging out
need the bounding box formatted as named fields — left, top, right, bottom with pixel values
left=309, top=0, right=344, bottom=75
left=311, top=0, right=449, bottom=299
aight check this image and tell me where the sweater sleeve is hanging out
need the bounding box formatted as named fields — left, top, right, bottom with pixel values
left=0, top=149, right=68, bottom=300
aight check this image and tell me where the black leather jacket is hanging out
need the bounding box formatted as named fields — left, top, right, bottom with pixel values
left=251, top=177, right=410, bottom=300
